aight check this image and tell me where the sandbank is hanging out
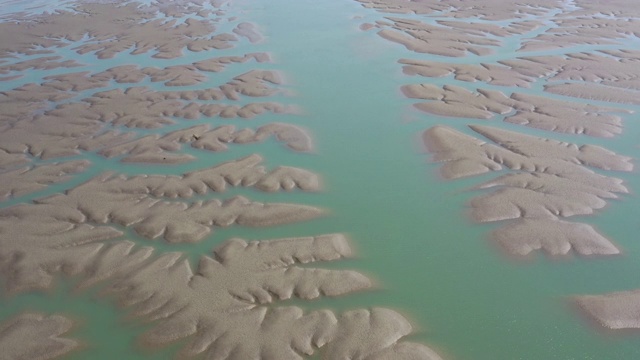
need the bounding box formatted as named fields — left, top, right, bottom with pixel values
left=493, top=219, right=619, bottom=256
left=405, top=82, right=627, bottom=137
left=0, top=313, right=79, bottom=360
left=0, top=0, right=445, bottom=358
left=423, top=125, right=630, bottom=256
left=577, top=290, right=640, bottom=329
left=0, top=160, right=90, bottom=201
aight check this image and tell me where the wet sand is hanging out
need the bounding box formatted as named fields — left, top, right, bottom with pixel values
left=3, top=0, right=640, bottom=357
left=0, top=313, right=79, bottom=360
left=355, top=0, right=640, bottom=333
left=0, top=0, right=440, bottom=358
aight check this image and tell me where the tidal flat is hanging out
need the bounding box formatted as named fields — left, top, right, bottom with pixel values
left=2, top=0, right=640, bottom=359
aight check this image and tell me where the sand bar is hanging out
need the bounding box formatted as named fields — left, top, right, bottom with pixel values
left=0, top=313, right=79, bottom=360
left=404, top=83, right=626, bottom=137
left=0, top=160, right=90, bottom=201
left=423, top=125, right=629, bottom=256
left=493, top=219, right=619, bottom=256
left=577, top=290, right=640, bottom=329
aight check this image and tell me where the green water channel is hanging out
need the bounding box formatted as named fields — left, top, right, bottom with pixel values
left=2, top=0, right=640, bottom=359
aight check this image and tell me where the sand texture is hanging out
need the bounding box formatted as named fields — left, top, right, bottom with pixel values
left=1, top=219, right=438, bottom=358
left=0, top=313, right=79, bottom=360
left=98, top=123, right=312, bottom=163
left=193, top=53, right=271, bottom=72
left=519, top=14, right=640, bottom=53
left=358, top=0, right=562, bottom=19
left=493, top=219, right=618, bottom=256
left=26, top=158, right=322, bottom=243
left=576, top=290, right=640, bottom=329
left=0, top=160, right=89, bottom=201
left=404, top=84, right=626, bottom=137
left=378, top=18, right=497, bottom=57
left=0, top=207, right=441, bottom=358
left=0, top=56, right=83, bottom=77
left=545, top=83, right=640, bottom=105
left=423, top=125, right=631, bottom=178
left=0, top=86, right=299, bottom=164
left=401, top=59, right=535, bottom=88
left=364, top=0, right=638, bottom=262
left=0, top=3, right=236, bottom=59
left=0, top=202, right=125, bottom=292
left=95, top=235, right=438, bottom=360
left=423, top=124, right=629, bottom=256
left=0, top=0, right=443, bottom=351
left=352, top=0, right=640, bottom=345
left=233, top=22, right=263, bottom=43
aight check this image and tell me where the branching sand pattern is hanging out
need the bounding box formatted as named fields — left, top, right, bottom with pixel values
left=0, top=204, right=438, bottom=357
left=0, top=0, right=441, bottom=358
left=402, top=84, right=627, bottom=137
left=424, top=125, right=629, bottom=255
left=0, top=160, right=89, bottom=201
left=0, top=313, right=79, bottom=360
left=355, top=0, right=640, bottom=335
left=36, top=156, right=323, bottom=243
left=95, top=235, right=439, bottom=359
left=357, top=0, right=636, bottom=257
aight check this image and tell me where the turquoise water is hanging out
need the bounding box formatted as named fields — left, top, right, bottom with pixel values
left=2, top=0, right=640, bottom=359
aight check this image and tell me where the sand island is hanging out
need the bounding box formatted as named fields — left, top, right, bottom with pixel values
left=0, top=0, right=442, bottom=359
left=3, top=0, right=640, bottom=358
left=355, top=0, right=640, bottom=338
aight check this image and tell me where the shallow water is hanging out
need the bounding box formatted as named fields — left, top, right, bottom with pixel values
left=2, top=0, right=640, bottom=359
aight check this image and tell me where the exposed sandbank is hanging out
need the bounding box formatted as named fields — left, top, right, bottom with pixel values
left=423, top=124, right=630, bottom=256
left=403, top=83, right=626, bottom=137
left=577, top=290, right=640, bottom=329
left=493, top=219, right=619, bottom=256
left=356, top=0, right=640, bottom=345
left=0, top=313, right=79, bottom=360
left=0, top=160, right=89, bottom=201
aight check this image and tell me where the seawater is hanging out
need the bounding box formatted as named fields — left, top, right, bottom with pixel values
left=1, top=0, right=640, bottom=359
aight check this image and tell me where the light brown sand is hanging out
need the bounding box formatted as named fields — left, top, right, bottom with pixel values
left=425, top=125, right=632, bottom=181
left=405, top=81, right=627, bottom=137
left=356, top=0, right=640, bottom=336
left=0, top=160, right=90, bottom=201
left=358, top=0, right=560, bottom=19
left=0, top=1, right=441, bottom=357
left=423, top=125, right=630, bottom=256
left=192, top=53, right=271, bottom=72
left=0, top=313, right=79, bottom=360
left=33, top=159, right=323, bottom=243
left=505, top=93, right=625, bottom=138
left=0, top=3, right=238, bottom=59
left=98, top=122, right=312, bottom=163
left=493, top=219, right=619, bottom=256
left=545, top=83, right=640, bottom=105
left=99, top=235, right=440, bottom=359
left=472, top=172, right=618, bottom=222
left=232, top=22, right=263, bottom=43
left=401, top=59, right=535, bottom=88
left=436, top=19, right=544, bottom=37
left=0, top=76, right=298, bottom=164
left=577, top=290, right=640, bottom=329
left=378, top=18, right=497, bottom=57
left=520, top=17, right=640, bottom=52
left=0, top=203, right=441, bottom=358
left=0, top=56, right=82, bottom=75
